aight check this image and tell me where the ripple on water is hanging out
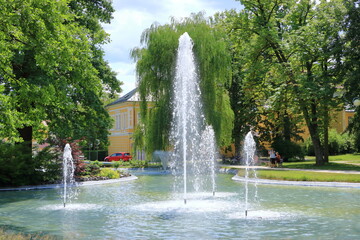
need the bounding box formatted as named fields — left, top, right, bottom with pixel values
left=227, top=209, right=303, bottom=220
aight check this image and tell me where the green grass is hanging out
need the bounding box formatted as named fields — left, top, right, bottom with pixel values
left=305, top=153, right=360, bottom=163
left=237, top=169, right=360, bottom=183
left=283, top=161, right=360, bottom=171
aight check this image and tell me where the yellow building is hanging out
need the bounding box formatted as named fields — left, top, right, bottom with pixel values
left=299, top=109, right=355, bottom=141
left=106, top=88, right=145, bottom=159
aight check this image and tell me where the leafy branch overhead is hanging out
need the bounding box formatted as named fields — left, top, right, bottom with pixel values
left=0, top=0, right=121, bottom=148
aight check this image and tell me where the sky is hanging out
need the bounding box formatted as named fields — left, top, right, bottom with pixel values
left=102, top=0, right=243, bottom=95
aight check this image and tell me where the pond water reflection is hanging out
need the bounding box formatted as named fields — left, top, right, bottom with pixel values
left=0, top=174, right=359, bottom=239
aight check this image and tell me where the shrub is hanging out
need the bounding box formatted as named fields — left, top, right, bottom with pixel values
left=75, top=160, right=101, bottom=177
left=0, top=143, right=61, bottom=187
left=113, top=161, right=121, bottom=170
left=328, top=130, right=354, bottom=154
left=271, top=139, right=305, bottom=162
left=304, top=129, right=355, bottom=156
left=99, top=168, right=120, bottom=179
left=129, top=160, right=148, bottom=168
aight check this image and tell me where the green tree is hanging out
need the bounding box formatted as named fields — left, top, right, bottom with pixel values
left=215, top=10, right=258, bottom=159
left=217, top=8, right=303, bottom=159
left=344, top=0, right=360, bottom=151
left=131, top=13, right=234, bottom=155
left=232, top=0, right=346, bottom=165
left=0, top=0, right=120, bottom=155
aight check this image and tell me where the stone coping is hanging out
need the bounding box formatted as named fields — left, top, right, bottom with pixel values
left=0, top=175, right=138, bottom=191
left=232, top=175, right=360, bottom=189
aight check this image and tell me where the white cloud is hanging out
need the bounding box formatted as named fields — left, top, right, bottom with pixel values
left=103, top=0, right=242, bottom=95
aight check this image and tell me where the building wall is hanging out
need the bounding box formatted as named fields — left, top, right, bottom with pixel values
left=106, top=101, right=141, bottom=155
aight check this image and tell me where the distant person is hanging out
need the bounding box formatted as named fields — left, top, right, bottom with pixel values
left=268, top=149, right=276, bottom=168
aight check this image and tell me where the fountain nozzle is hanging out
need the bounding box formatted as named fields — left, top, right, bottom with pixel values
left=184, top=199, right=187, bottom=204
left=245, top=210, right=248, bottom=217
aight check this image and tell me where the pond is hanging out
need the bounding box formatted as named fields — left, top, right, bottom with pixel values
left=0, top=174, right=359, bottom=239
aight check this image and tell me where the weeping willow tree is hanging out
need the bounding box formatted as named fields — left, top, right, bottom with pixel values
left=131, top=12, right=234, bottom=155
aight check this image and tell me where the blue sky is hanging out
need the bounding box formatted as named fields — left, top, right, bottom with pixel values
left=102, top=0, right=243, bottom=95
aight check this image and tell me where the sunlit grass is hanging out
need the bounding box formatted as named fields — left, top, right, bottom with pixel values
left=305, top=153, right=360, bottom=163
left=237, top=169, right=360, bottom=183
left=283, top=161, right=360, bottom=171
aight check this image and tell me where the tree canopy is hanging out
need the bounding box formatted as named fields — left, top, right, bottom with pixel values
left=0, top=0, right=121, bottom=151
left=220, top=0, right=347, bottom=165
left=131, top=12, right=234, bottom=155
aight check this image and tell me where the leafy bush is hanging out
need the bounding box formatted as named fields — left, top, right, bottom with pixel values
left=129, top=160, right=148, bottom=168
left=0, top=143, right=61, bottom=187
left=99, top=168, right=120, bottom=179
left=75, top=160, right=102, bottom=176
left=271, top=139, right=305, bottom=162
left=328, top=130, right=354, bottom=155
left=304, top=129, right=355, bottom=156
left=113, top=161, right=121, bottom=170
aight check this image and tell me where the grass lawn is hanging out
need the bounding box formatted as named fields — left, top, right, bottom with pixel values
left=237, top=169, right=360, bottom=183
left=281, top=153, right=360, bottom=171
left=305, top=153, right=360, bottom=163
left=282, top=161, right=360, bottom=171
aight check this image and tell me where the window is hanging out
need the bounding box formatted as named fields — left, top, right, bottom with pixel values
left=115, top=115, right=120, bottom=129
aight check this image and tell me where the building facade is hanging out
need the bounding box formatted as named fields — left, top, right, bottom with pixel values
left=106, top=88, right=145, bottom=159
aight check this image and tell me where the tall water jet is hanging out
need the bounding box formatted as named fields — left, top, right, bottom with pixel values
left=170, top=32, right=217, bottom=204
left=199, top=125, right=217, bottom=196
left=62, top=143, right=75, bottom=207
left=243, top=131, right=257, bottom=217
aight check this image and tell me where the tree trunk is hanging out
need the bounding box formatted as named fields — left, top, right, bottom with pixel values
left=234, top=138, right=242, bottom=161
left=301, top=103, right=325, bottom=165
left=17, top=126, right=33, bottom=157
left=283, top=111, right=291, bottom=141
left=323, top=109, right=330, bottom=163
left=311, top=135, right=324, bottom=165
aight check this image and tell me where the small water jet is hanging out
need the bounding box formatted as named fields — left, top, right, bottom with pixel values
left=62, top=143, right=75, bottom=207
left=243, top=131, right=257, bottom=217
left=170, top=32, right=217, bottom=204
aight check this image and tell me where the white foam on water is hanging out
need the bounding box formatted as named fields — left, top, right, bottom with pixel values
left=172, top=191, right=238, bottom=199
left=39, top=203, right=101, bottom=211
left=133, top=199, right=235, bottom=214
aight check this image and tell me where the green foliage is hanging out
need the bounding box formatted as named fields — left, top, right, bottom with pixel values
left=0, top=144, right=61, bottom=187
left=271, top=139, right=305, bottom=161
left=348, top=108, right=360, bottom=152
left=304, top=129, right=355, bottom=156
left=131, top=12, right=234, bottom=155
left=99, top=168, right=120, bottom=179
left=129, top=160, right=148, bottom=168
left=75, top=160, right=102, bottom=177
left=112, top=161, right=121, bottom=169
left=0, top=0, right=120, bottom=150
left=227, top=0, right=347, bottom=165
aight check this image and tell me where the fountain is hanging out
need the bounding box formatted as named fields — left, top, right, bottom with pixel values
left=1, top=33, right=360, bottom=240
left=242, top=131, right=257, bottom=217
left=62, top=143, right=75, bottom=207
left=170, top=32, right=217, bottom=204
